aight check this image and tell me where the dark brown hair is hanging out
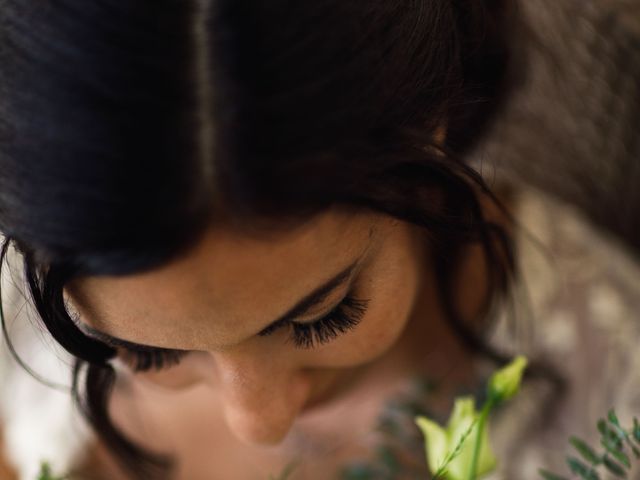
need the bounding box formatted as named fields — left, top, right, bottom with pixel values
left=0, top=1, right=522, bottom=478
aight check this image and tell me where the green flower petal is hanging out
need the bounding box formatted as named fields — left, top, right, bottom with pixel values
left=476, top=422, right=498, bottom=477
left=415, top=416, right=448, bottom=475
left=416, top=396, right=498, bottom=480
left=447, top=397, right=476, bottom=434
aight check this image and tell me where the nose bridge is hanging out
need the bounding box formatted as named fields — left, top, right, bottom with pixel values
left=214, top=343, right=288, bottom=390
left=212, top=345, right=312, bottom=445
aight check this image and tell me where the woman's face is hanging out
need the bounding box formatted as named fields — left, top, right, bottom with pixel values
left=64, top=206, right=429, bottom=446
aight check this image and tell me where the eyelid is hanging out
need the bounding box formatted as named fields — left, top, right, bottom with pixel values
left=257, top=293, right=346, bottom=337
left=258, top=269, right=361, bottom=338
left=120, top=293, right=368, bottom=371
left=288, top=295, right=369, bottom=349
left=104, top=337, right=187, bottom=357
left=293, top=287, right=349, bottom=323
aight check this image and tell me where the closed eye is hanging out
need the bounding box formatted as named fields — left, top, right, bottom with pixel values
left=115, top=294, right=369, bottom=373
left=258, top=294, right=369, bottom=349
left=70, top=248, right=374, bottom=373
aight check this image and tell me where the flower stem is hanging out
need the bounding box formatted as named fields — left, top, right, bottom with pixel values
left=466, top=398, right=495, bottom=480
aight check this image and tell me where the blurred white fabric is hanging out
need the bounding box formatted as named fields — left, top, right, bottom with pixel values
left=0, top=239, right=93, bottom=480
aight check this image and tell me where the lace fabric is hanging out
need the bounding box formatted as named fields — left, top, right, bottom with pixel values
left=337, top=184, right=640, bottom=480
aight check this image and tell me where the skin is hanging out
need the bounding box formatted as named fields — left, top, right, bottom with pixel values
left=61, top=131, right=514, bottom=477
left=65, top=206, right=435, bottom=445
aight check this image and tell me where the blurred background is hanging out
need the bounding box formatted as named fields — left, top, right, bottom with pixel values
left=476, top=0, right=640, bottom=255
left=0, top=0, right=639, bottom=479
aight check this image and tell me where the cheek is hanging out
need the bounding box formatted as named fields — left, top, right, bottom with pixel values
left=312, top=228, right=423, bottom=367
left=347, top=284, right=416, bottom=362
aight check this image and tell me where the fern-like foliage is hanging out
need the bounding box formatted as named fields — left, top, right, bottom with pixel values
left=268, top=460, right=299, bottom=480
left=539, top=408, right=640, bottom=480
left=37, top=462, right=66, bottom=480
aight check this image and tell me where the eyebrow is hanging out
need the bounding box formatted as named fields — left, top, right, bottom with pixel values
left=255, top=259, right=359, bottom=337
left=79, top=254, right=365, bottom=354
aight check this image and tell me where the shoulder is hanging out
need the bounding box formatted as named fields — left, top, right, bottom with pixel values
left=487, top=182, right=640, bottom=477
left=509, top=183, right=640, bottom=350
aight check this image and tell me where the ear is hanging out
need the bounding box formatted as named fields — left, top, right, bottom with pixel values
left=433, top=124, right=447, bottom=146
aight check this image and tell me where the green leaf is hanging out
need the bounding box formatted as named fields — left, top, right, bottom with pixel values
left=607, top=411, right=640, bottom=460
left=599, top=423, right=623, bottom=451
left=569, top=436, right=602, bottom=465
left=542, top=410, right=640, bottom=480
left=375, top=445, right=400, bottom=473
left=340, top=463, right=380, bottom=480
left=37, top=463, right=53, bottom=480
left=597, top=419, right=608, bottom=437
left=633, top=418, right=640, bottom=443
left=608, top=409, right=622, bottom=427
left=538, top=468, right=570, bottom=480
left=600, top=438, right=631, bottom=468
left=602, top=454, right=627, bottom=478
left=270, top=461, right=299, bottom=480
left=610, top=449, right=631, bottom=470
left=607, top=419, right=630, bottom=443
left=566, top=456, right=599, bottom=480
left=37, top=462, right=66, bottom=480
left=629, top=442, right=640, bottom=459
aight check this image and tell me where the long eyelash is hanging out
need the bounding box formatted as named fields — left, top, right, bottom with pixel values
left=120, top=296, right=370, bottom=372
left=119, top=347, right=188, bottom=373
left=288, top=295, right=370, bottom=349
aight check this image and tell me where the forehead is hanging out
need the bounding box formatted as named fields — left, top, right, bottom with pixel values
left=65, top=207, right=381, bottom=350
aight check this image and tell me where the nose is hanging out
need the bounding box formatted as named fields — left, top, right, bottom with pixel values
left=212, top=348, right=313, bottom=446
